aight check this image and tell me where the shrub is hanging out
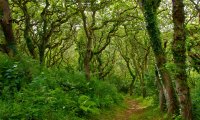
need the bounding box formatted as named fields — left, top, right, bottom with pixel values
left=192, top=87, right=200, bottom=120
left=0, top=54, right=37, bottom=98
left=0, top=54, right=123, bottom=119
left=107, top=75, right=131, bottom=93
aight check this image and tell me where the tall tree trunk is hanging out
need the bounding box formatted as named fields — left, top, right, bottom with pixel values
left=172, top=0, right=193, bottom=119
left=0, top=0, right=17, bottom=56
left=155, top=65, right=166, bottom=112
left=142, top=0, right=178, bottom=116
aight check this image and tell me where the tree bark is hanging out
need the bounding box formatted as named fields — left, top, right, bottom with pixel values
left=140, top=72, right=146, bottom=98
left=39, top=0, right=50, bottom=65
left=22, top=3, right=37, bottom=59
left=142, top=0, right=178, bottom=116
left=155, top=65, right=166, bottom=112
left=125, top=58, right=136, bottom=96
left=0, top=0, right=17, bottom=56
left=77, top=0, right=93, bottom=80
left=172, top=0, right=193, bottom=119
left=81, top=11, right=92, bottom=81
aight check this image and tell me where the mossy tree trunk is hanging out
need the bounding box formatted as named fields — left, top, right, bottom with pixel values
left=172, top=0, right=193, bottom=119
left=0, top=0, right=17, bottom=56
left=141, top=0, right=178, bottom=116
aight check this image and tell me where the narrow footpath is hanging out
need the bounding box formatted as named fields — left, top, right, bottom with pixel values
left=114, top=98, right=147, bottom=120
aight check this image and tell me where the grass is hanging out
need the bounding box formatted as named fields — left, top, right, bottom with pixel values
left=129, top=96, right=167, bottom=120
left=90, top=104, right=127, bottom=120
left=97, top=95, right=168, bottom=120
left=129, top=106, right=167, bottom=120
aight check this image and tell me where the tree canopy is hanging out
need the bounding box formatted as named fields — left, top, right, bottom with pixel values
left=0, top=0, right=200, bottom=119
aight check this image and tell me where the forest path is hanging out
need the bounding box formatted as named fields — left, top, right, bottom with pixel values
left=98, top=97, right=164, bottom=120
left=113, top=98, right=147, bottom=120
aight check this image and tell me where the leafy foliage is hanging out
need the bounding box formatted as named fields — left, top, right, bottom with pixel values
left=0, top=54, right=123, bottom=119
left=191, top=76, right=200, bottom=120
left=0, top=0, right=200, bottom=119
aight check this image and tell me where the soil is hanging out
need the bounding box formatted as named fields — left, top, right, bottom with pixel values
left=113, top=98, right=146, bottom=120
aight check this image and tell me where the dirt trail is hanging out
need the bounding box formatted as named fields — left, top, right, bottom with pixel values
left=113, top=98, right=147, bottom=120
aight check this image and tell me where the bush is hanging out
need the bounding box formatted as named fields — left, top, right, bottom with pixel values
left=89, top=80, right=123, bottom=108
left=0, top=54, right=37, bottom=98
left=107, top=75, right=131, bottom=93
left=0, top=54, right=123, bottom=119
left=192, top=86, right=200, bottom=120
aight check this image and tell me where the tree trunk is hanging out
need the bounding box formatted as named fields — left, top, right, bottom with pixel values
left=172, top=0, right=193, bottom=119
left=77, top=1, right=93, bottom=80
left=142, top=0, right=178, bottom=116
left=84, top=49, right=92, bottom=80
left=140, top=72, right=146, bottom=98
left=0, top=0, right=17, bottom=56
left=155, top=65, right=166, bottom=112
left=39, top=0, right=49, bottom=65
left=155, top=56, right=178, bottom=115
left=129, top=78, right=135, bottom=96
left=82, top=15, right=92, bottom=80
left=22, top=4, right=37, bottom=59
left=39, top=44, right=45, bottom=64
left=120, top=53, right=137, bottom=96
left=126, top=59, right=136, bottom=96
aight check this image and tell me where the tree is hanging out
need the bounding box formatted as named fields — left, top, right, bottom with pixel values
left=115, top=30, right=150, bottom=97
left=0, top=0, right=17, bottom=56
left=172, top=0, right=193, bottom=119
left=76, top=0, right=120, bottom=80
left=12, top=0, right=37, bottom=58
left=189, top=0, right=200, bottom=23
left=11, top=0, right=77, bottom=66
left=155, top=65, right=166, bottom=112
left=141, top=0, right=179, bottom=116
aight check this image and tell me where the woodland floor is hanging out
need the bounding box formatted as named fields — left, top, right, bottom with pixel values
left=98, top=97, right=165, bottom=120
left=113, top=98, right=147, bottom=120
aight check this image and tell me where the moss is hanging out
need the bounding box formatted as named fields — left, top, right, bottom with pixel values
left=142, top=0, right=164, bottom=56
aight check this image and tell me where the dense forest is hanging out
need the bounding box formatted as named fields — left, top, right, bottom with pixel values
left=0, top=0, right=200, bottom=119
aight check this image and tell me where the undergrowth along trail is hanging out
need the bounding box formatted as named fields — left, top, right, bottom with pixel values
left=112, top=97, right=165, bottom=120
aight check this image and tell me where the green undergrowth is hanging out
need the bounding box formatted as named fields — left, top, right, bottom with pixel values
left=91, top=103, right=127, bottom=120
left=129, top=106, right=166, bottom=120
left=133, top=96, right=154, bottom=107
left=0, top=54, right=123, bottom=120
left=93, top=98, right=128, bottom=120
left=94, top=95, right=129, bottom=120
left=191, top=78, right=200, bottom=120
left=130, top=96, right=167, bottom=120
left=96, top=96, right=167, bottom=120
